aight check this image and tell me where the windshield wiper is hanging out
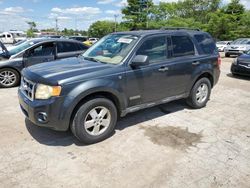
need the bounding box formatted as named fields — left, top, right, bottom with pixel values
left=83, top=56, right=106, bottom=64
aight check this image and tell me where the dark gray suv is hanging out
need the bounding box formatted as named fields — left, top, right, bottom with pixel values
left=18, top=29, right=221, bottom=144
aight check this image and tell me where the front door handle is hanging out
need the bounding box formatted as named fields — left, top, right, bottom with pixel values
left=158, top=67, right=169, bottom=72
left=192, top=61, right=200, bottom=65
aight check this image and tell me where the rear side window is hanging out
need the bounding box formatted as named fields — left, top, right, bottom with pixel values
left=171, top=36, right=195, bottom=57
left=136, top=36, right=167, bottom=64
left=57, top=42, right=78, bottom=53
left=194, top=34, right=216, bottom=54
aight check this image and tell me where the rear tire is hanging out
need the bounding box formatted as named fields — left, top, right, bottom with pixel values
left=71, top=97, right=117, bottom=144
left=0, top=68, right=20, bottom=88
left=186, top=78, right=211, bottom=109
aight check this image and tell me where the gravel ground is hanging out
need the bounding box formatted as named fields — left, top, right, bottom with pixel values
left=0, top=55, right=249, bottom=188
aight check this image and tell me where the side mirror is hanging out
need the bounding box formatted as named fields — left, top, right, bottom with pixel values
left=130, top=55, right=149, bottom=68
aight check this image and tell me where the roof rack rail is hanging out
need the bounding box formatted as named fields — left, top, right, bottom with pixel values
left=161, top=27, right=200, bottom=31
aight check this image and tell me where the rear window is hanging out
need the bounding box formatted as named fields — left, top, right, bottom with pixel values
left=194, top=34, right=216, bottom=54
left=57, top=42, right=78, bottom=53
left=171, top=36, right=195, bottom=57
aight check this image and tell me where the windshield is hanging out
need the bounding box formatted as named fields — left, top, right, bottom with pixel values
left=217, top=41, right=227, bottom=45
left=83, top=34, right=139, bottom=65
left=8, top=40, right=37, bottom=56
left=231, top=39, right=250, bottom=45
left=239, top=39, right=250, bottom=44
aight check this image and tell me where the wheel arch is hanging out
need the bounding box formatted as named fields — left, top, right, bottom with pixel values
left=188, top=71, right=214, bottom=95
left=67, top=90, right=122, bottom=129
left=195, top=72, right=214, bottom=88
left=0, top=66, right=21, bottom=77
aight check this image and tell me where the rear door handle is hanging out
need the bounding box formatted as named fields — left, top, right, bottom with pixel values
left=158, top=67, right=169, bottom=72
left=192, top=61, right=200, bottom=65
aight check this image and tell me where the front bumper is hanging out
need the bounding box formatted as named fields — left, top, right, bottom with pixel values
left=18, top=88, right=69, bottom=131
left=231, top=63, right=250, bottom=76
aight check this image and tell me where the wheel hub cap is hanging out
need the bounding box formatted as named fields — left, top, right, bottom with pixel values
left=196, top=83, right=208, bottom=104
left=0, top=71, right=17, bottom=87
left=84, top=106, right=111, bottom=136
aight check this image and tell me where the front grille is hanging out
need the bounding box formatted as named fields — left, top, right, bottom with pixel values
left=21, top=77, right=35, bottom=101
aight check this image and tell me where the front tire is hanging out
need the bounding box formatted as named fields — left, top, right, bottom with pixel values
left=71, top=97, right=117, bottom=144
left=0, top=68, right=20, bottom=88
left=186, top=78, right=211, bottom=109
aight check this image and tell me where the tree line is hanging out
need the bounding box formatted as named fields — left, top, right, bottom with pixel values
left=88, top=0, right=249, bottom=40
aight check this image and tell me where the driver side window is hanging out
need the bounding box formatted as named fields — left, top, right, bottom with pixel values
left=29, top=43, right=54, bottom=57
left=136, top=36, right=167, bottom=64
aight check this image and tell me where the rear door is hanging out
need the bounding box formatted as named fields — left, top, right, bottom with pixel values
left=164, top=34, right=198, bottom=96
left=24, top=42, right=56, bottom=67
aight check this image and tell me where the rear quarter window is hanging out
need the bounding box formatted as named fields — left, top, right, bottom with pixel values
left=194, top=34, right=216, bottom=54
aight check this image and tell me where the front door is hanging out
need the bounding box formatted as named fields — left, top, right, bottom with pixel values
left=24, top=42, right=55, bottom=67
left=125, top=35, right=172, bottom=104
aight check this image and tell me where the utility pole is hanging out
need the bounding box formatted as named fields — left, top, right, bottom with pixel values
left=55, top=17, right=58, bottom=35
left=114, top=14, right=118, bottom=32
left=75, top=17, right=78, bottom=35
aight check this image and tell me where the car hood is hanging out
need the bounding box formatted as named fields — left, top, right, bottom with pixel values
left=23, top=57, right=115, bottom=85
left=237, top=54, right=250, bottom=63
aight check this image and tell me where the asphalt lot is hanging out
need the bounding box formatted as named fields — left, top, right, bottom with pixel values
left=0, top=55, right=250, bottom=188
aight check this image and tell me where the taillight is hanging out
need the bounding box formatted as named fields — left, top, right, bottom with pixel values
left=217, top=55, right=222, bottom=69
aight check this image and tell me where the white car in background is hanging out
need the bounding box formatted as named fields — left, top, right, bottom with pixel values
left=225, top=38, right=250, bottom=57
left=216, top=41, right=232, bottom=52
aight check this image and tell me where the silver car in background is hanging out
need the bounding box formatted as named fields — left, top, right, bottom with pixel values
left=225, top=38, right=250, bottom=57
left=216, top=41, right=231, bottom=52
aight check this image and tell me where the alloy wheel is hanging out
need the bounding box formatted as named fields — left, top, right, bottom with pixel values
left=196, top=83, right=208, bottom=104
left=0, top=70, right=17, bottom=87
left=84, top=106, right=111, bottom=136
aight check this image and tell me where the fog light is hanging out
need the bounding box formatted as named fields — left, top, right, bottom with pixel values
left=37, top=112, right=48, bottom=123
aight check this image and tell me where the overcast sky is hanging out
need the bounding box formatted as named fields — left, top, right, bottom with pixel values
left=0, top=0, right=249, bottom=32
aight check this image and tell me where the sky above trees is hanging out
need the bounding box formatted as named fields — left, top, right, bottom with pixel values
left=0, top=0, right=249, bottom=32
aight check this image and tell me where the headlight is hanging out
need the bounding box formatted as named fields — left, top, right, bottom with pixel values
left=233, top=58, right=238, bottom=65
left=35, top=84, right=61, bottom=99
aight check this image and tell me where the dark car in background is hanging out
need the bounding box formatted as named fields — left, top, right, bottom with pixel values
left=0, top=40, right=8, bottom=60
left=231, top=51, right=250, bottom=76
left=68, top=36, right=88, bottom=43
left=0, top=38, right=89, bottom=88
left=18, top=29, right=220, bottom=144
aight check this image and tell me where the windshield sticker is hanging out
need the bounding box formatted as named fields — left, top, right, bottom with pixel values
left=118, top=38, right=133, bottom=44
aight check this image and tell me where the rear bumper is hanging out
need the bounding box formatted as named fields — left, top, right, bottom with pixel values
left=18, top=88, right=69, bottom=131
left=231, top=64, right=250, bottom=76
